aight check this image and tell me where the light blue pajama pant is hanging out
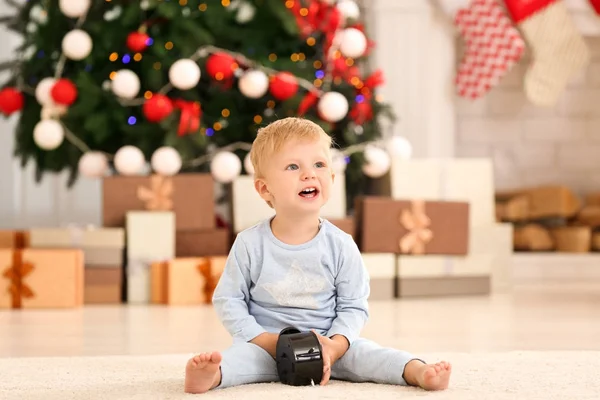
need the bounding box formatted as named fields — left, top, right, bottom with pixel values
left=216, top=338, right=421, bottom=389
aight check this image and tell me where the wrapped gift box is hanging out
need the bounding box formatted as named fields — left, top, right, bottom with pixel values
left=126, top=211, right=175, bottom=303
left=327, top=217, right=355, bottom=238
left=1, top=249, right=84, bottom=309
left=0, top=230, right=28, bottom=248
left=28, top=227, right=125, bottom=266
left=396, top=255, right=491, bottom=298
left=361, top=253, right=395, bottom=300
left=388, top=158, right=494, bottom=227
left=355, top=196, right=469, bottom=255
left=151, top=256, right=226, bottom=305
left=470, top=223, right=513, bottom=292
left=103, top=174, right=215, bottom=231
left=176, top=230, right=230, bottom=257
left=84, top=269, right=122, bottom=304
left=231, top=174, right=347, bottom=233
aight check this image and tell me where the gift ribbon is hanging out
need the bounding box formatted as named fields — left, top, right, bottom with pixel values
left=137, top=175, right=174, bottom=211
left=398, top=200, right=434, bottom=254
left=3, top=250, right=35, bottom=308
left=197, top=259, right=216, bottom=304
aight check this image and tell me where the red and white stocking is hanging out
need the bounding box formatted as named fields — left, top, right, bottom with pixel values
left=588, top=0, right=600, bottom=15
left=453, top=0, right=525, bottom=99
left=504, top=0, right=590, bottom=107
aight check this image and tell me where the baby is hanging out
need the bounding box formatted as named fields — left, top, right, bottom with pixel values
left=184, top=117, right=451, bottom=393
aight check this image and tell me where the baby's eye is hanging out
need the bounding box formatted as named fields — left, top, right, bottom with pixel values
left=315, top=161, right=326, bottom=168
left=286, top=164, right=299, bottom=170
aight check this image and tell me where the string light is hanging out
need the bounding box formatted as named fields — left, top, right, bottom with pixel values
left=179, top=0, right=188, bottom=5
left=144, top=91, right=153, bottom=99
left=313, top=79, right=323, bottom=87
left=345, top=58, right=354, bottom=66
left=313, top=60, right=322, bottom=69
left=122, top=54, right=131, bottom=64
left=165, top=42, right=174, bottom=50
left=298, top=53, right=306, bottom=61
left=109, top=52, right=118, bottom=62
left=214, top=122, right=222, bottom=131
left=299, top=8, right=308, bottom=16
left=134, top=53, right=143, bottom=62
left=153, top=62, right=161, bottom=70
left=267, top=100, right=275, bottom=108
left=215, top=72, right=224, bottom=81
left=290, top=53, right=299, bottom=62
left=221, top=109, right=230, bottom=117
left=306, top=37, right=316, bottom=46
left=199, top=3, right=207, bottom=11
left=221, top=0, right=231, bottom=6
left=285, top=1, right=294, bottom=8
left=269, top=53, right=277, bottom=62
left=254, top=115, right=263, bottom=124
left=109, top=71, right=117, bottom=79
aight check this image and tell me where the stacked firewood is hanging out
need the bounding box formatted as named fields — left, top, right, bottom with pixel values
left=496, top=186, right=600, bottom=253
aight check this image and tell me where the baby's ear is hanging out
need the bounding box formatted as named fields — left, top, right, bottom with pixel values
left=254, top=178, right=271, bottom=200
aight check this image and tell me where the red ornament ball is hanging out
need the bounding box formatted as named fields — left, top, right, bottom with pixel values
left=0, top=87, right=24, bottom=116
left=126, top=31, right=150, bottom=53
left=51, top=79, right=78, bottom=106
left=143, top=94, right=174, bottom=122
left=269, top=72, right=299, bottom=101
left=205, top=52, right=237, bottom=81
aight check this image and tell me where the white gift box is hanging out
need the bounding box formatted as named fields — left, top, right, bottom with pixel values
left=471, top=223, right=513, bottom=292
left=231, top=174, right=347, bottom=233
left=389, top=158, right=495, bottom=227
left=361, top=253, right=395, bottom=300
left=126, top=211, right=175, bottom=303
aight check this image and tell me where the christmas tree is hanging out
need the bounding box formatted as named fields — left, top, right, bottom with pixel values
left=0, top=0, right=408, bottom=208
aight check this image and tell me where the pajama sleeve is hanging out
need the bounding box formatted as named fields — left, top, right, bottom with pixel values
left=212, top=236, right=267, bottom=342
left=327, top=235, right=370, bottom=345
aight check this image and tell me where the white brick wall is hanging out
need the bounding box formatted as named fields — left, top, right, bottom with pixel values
left=456, top=37, right=600, bottom=195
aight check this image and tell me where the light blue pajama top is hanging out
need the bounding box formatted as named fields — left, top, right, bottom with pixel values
left=212, top=217, right=370, bottom=345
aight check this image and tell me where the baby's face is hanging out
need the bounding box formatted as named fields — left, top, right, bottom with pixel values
left=256, top=138, right=334, bottom=216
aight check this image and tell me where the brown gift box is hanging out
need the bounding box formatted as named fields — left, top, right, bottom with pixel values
left=84, top=268, right=122, bottom=304
left=1, top=249, right=84, bottom=309
left=151, top=256, right=226, bottom=305
left=355, top=197, right=469, bottom=255
left=103, top=174, right=215, bottom=231
left=0, top=231, right=28, bottom=249
left=176, top=229, right=231, bottom=257
left=327, top=218, right=355, bottom=238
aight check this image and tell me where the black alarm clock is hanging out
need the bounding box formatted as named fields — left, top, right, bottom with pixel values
left=275, top=327, right=324, bottom=386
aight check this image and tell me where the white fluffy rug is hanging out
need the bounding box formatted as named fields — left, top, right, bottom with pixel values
left=0, top=351, right=597, bottom=399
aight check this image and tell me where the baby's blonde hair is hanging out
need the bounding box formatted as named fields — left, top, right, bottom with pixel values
left=250, top=117, right=333, bottom=180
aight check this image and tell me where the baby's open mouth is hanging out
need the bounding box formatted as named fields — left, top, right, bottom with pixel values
left=299, top=187, right=319, bottom=198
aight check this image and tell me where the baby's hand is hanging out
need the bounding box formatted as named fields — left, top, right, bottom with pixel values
left=311, top=331, right=345, bottom=386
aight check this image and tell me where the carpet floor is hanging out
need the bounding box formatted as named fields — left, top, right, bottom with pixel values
left=0, top=351, right=596, bottom=399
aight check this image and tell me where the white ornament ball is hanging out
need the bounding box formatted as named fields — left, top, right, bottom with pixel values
left=243, top=153, right=254, bottom=175
left=59, top=0, right=91, bottom=18
left=114, top=145, right=146, bottom=176
left=336, top=0, right=360, bottom=24
left=238, top=69, right=269, bottom=98
left=33, top=120, right=64, bottom=150
left=339, top=28, right=367, bottom=58
left=362, top=145, right=391, bottom=178
left=35, top=77, right=57, bottom=106
left=169, top=59, right=201, bottom=90
left=318, top=92, right=349, bottom=122
left=151, top=146, right=182, bottom=176
left=111, top=70, right=140, bottom=99
left=236, top=1, right=256, bottom=23
left=78, top=151, right=108, bottom=178
left=62, top=29, right=93, bottom=60
left=211, top=151, right=242, bottom=183
left=40, top=104, right=68, bottom=120
left=387, top=136, right=413, bottom=160
left=331, top=148, right=347, bottom=174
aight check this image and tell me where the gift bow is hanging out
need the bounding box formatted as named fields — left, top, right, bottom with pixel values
left=137, top=175, right=174, bottom=211
left=197, top=260, right=216, bottom=304
left=3, top=251, right=35, bottom=308
left=399, top=200, right=433, bottom=254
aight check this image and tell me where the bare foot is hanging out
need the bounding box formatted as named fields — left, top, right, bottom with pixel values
left=184, top=351, right=222, bottom=394
left=404, top=360, right=451, bottom=391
